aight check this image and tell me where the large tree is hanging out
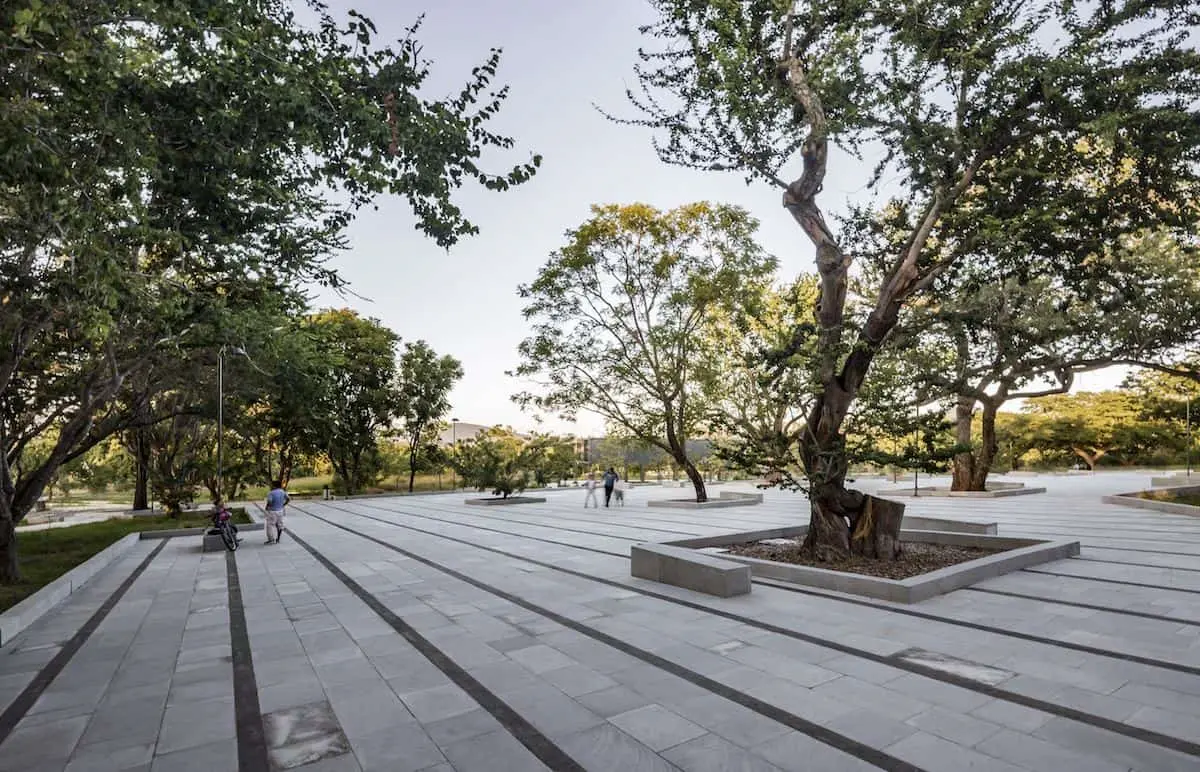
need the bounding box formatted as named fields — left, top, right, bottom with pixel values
left=0, top=0, right=537, bottom=579
left=615, top=0, right=1200, bottom=558
left=302, top=310, right=400, bottom=495
left=514, top=202, right=776, bottom=502
left=397, top=342, right=463, bottom=493
left=878, top=230, right=1200, bottom=491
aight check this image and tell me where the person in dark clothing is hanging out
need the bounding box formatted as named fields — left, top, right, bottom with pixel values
left=602, top=467, right=619, bottom=507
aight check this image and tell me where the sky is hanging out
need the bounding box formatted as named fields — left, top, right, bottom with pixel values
left=311, top=0, right=1127, bottom=436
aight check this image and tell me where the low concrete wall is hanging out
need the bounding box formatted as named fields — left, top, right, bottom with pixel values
left=0, top=532, right=141, bottom=647
left=141, top=522, right=264, bottom=540
left=660, top=525, right=1076, bottom=604
left=464, top=496, right=548, bottom=506
left=1104, top=485, right=1200, bottom=517
left=648, top=493, right=761, bottom=509
left=879, top=485, right=1046, bottom=498
left=631, top=543, right=751, bottom=597
left=1151, top=475, right=1197, bottom=488
left=902, top=517, right=997, bottom=535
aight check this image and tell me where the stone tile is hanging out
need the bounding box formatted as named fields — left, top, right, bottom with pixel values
left=422, top=705, right=501, bottom=749
left=258, top=677, right=328, bottom=714
left=500, top=682, right=606, bottom=738
left=823, top=709, right=919, bottom=750
left=608, top=704, right=708, bottom=751
left=0, top=714, right=89, bottom=766
left=754, top=731, right=878, bottom=772
left=79, top=695, right=166, bottom=746
left=156, top=697, right=236, bottom=755
left=398, top=683, right=479, bottom=724
left=66, top=739, right=155, bottom=771
left=488, top=634, right=540, bottom=653
left=1034, top=716, right=1199, bottom=772
left=662, top=732, right=787, bottom=772
left=263, top=701, right=352, bottom=770
left=968, top=699, right=1054, bottom=733
left=560, top=723, right=679, bottom=772
left=541, top=664, right=619, bottom=697
left=439, top=729, right=550, bottom=772
left=329, top=687, right=416, bottom=739
left=904, top=706, right=1003, bottom=746
left=975, top=729, right=1130, bottom=772
left=150, top=738, right=237, bottom=772
left=506, top=644, right=577, bottom=674
left=885, top=731, right=1029, bottom=772
left=576, top=685, right=655, bottom=718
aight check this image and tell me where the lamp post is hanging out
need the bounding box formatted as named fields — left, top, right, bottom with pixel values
left=1188, top=397, right=1192, bottom=478
left=451, top=418, right=459, bottom=489
left=217, top=345, right=248, bottom=503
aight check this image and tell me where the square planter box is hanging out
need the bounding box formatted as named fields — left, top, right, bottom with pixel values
left=634, top=523, right=1077, bottom=603
left=465, top=496, right=547, bottom=506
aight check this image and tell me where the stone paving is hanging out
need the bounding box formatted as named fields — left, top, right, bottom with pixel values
left=0, top=472, right=1197, bottom=771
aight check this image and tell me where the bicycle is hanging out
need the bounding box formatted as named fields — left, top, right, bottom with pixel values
left=209, top=505, right=240, bottom=552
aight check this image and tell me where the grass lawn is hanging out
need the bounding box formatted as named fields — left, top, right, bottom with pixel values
left=0, top=509, right=252, bottom=614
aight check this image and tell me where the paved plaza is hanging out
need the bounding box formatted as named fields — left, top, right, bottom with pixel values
left=0, top=472, right=1198, bottom=771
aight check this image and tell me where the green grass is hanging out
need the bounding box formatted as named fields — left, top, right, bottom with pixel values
left=0, top=509, right=252, bottom=613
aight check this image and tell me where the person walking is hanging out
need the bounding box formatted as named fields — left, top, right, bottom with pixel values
left=583, top=473, right=600, bottom=508
left=602, top=467, right=619, bottom=508
left=264, top=479, right=290, bottom=544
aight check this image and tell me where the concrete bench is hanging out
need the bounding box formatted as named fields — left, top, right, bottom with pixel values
left=631, top=543, right=751, bottom=597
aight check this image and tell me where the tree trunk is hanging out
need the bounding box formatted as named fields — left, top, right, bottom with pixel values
left=971, top=403, right=1000, bottom=491
left=0, top=503, right=19, bottom=583
left=801, top=387, right=903, bottom=560
left=950, top=397, right=975, bottom=492
left=132, top=428, right=150, bottom=510
left=679, top=456, right=708, bottom=502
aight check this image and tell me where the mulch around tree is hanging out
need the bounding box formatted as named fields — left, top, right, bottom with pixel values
left=724, top=539, right=1005, bottom=580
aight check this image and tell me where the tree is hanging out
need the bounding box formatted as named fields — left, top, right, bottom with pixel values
left=526, top=435, right=581, bottom=486
left=451, top=428, right=537, bottom=498
left=303, top=310, right=400, bottom=495
left=1023, top=392, right=1147, bottom=469
left=397, top=342, right=464, bottom=492
left=0, top=0, right=538, bottom=580
left=514, top=202, right=776, bottom=502
left=875, top=229, right=1200, bottom=490
left=614, top=1, right=1200, bottom=558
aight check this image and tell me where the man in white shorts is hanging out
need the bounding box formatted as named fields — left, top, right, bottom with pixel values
left=264, top=479, right=290, bottom=544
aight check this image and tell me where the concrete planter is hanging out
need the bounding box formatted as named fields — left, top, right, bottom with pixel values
left=1151, top=474, right=1197, bottom=488
left=0, top=532, right=141, bottom=646
left=647, top=491, right=762, bottom=509
left=464, top=496, right=548, bottom=506
left=879, top=482, right=1046, bottom=498
left=1104, top=484, right=1200, bottom=517
left=630, top=521, right=1077, bottom=604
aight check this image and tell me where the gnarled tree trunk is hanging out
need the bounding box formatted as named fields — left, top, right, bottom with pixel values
left=951, top=398, right=1000, bottom=492
left=951, top=397, right=976, bottom=492
left=678, top=454, right=708, bottom=503
left=801, top=387, right=903, bottom=561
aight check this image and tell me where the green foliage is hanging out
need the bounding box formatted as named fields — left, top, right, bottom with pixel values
left=614, top=0, right=1200, bottom=544
left=397, top=342, right=464, bottom=492
left=301, top=310, right=400, bottom=495
left=514, top=202, right=776, bottom=501
left=451, top=428, right=539, bottom=498
left=0, top=0, right=535, bottom=580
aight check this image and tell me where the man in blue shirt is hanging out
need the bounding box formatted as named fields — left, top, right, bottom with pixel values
left=264, top=480, right=289, bottom=544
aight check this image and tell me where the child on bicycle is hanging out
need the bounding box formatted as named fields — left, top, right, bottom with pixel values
left=211, top=499, right=241, bottom=543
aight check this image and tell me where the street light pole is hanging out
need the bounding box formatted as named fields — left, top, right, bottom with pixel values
left=217, top=349, right=224, bottom=502
left=451, top=418, right=459, bottom=489
left=217, top=345, right=249, bottom=503
left=1188, top=397, right=1192, bottom=478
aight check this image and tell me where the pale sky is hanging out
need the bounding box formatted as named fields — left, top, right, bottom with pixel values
left=312, top=1, right=1125, bottom=436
